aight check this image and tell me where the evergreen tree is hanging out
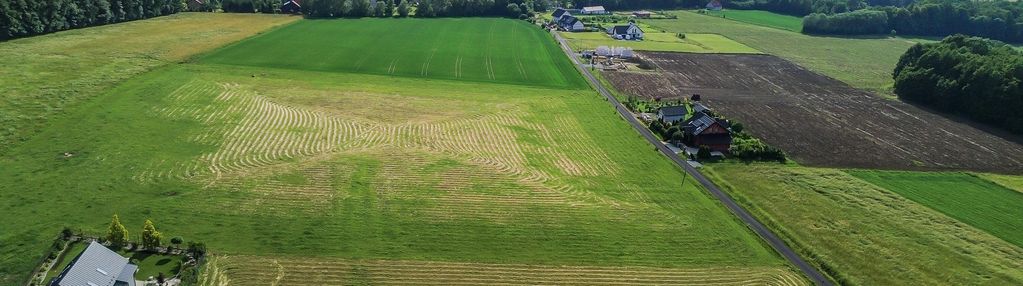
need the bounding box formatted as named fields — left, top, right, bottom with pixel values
left=396, top=0, right=409, bottom=17
left=106, top=214, right=129, bottom=247
left=141, top=219, right=163, bottom=249
left=384, top=0, right=394, bottom=16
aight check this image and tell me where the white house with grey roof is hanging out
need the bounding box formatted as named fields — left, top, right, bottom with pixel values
left=50, top=241, right=137, bottom=286
left=607, top=22, right=644, bottom=40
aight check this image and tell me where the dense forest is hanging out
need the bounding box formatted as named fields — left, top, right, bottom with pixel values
left=568, top=0, right=703, bottom=10
left=893, top=35, right=1023, bottom=135
left=0, top=0, right=184, bottom=40
left=802, top=0, right=1023, bottom=42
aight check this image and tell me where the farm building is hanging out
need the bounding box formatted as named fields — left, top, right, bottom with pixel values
left=282, top=0, right=301, bottom=14
left=706, top=0, right=723, bottom=11
left=682, top=112, right=732, bottom=153
left=187, top=0, right=204, bottom=11
left=581, top=6, right=608, bottom=15
left=608, top=22, right=644, bottom=40
left=552, top=8, right=570, bottom=22
left=693, top=102, right=709, bottom=114
left=558, top=15, right=586, bottom=32
left=633, top=11, right=653, bottom=18
left=49, top=241, right=138, bottom=286
left=658, top=105, right=688, bottom=122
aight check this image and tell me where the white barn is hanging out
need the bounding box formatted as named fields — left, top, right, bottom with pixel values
left=581, top=6, right=607, bottom=15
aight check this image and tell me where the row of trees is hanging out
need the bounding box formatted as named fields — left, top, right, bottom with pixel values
left=567, top=0, right=704, bottom=10
left=726, top=0, right=868, bottom=16
left=893, top=35, right=1023, bottom=135
left=801, top=0, right=1023, bottom=42
left=106, top=214, right=166, bottom=249
left=802, top=9, right=888, bottom=34
left=296, top=0, right=547, bottom=18
left=0, top=0, right=184, bottom=40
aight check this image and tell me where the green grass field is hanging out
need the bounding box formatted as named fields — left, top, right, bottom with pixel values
left=703, top=9, right=804, bottom=32
left=561, top=31, right=760, bottom=53
left=201, top=18, right=587, bottom=89
left=705, top=164, right=1023, bottom=285
left=645, top=11, right=923, bottom=93
left=848, top=171, right=1023, bottom=248
left=0, top=17, right=806, bottom=285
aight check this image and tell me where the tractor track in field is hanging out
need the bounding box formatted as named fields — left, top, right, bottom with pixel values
left=552, top=31, right=833, bottom=286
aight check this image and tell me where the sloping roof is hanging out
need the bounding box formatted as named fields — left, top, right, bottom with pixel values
left=582, top=6, right=605, bottom=11
left=693, top=102, right=709, bottom=113
left=283, top=0, right=301, bottom=7
left=53, top=241, right=135, bottom=286
left=116, top=265, right=137, bottom=286
left=552, top=8, right=567, bottom=18
left=659, top=105, right=688, bottom=117
left=683, top=112, right=727, bottom=136
left=560, top=15, right=581, bottom=27
left=610, top=23, right=641, bottom=35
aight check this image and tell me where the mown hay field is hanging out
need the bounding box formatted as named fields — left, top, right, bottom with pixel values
left=201, top=18, right=588, bottom=89
left=0, top=17, right=805, bottom=285
left=0, top=12, right=298, bottom=152
left=705, top=164, right=1023, bottom=285
left=702, top=9, right=804, bottom=32
left=848, top=171, right=1023, bottom=247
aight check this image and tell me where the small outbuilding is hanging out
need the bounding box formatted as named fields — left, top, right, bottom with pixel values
left=581, top=6, right=608, bottom=15
left=657, top=105, right=688, bottom=123
left=633, top=11, right=653, bottom=18
left=682, top=112, right=732, bottom=153
left=282, top=0, right=302, bottom=13
left=608, top=22, right=644, bottom=40
left=49, top=241, right=138, bottom=286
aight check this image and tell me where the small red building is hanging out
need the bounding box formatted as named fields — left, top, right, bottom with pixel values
left=683, top=112, right=732, bottom=152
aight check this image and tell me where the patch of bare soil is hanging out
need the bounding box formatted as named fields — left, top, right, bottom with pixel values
left=605, top=52, right=1023, bottom=173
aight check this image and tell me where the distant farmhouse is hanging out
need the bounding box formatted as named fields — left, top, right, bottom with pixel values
left=50, top=241, right=137, bottom=286
left=682, top=112, right=732, bottom=153
left=552, top=8, right=570, bottom=22
left=658, top=105, right=688, bottom=122
left=558, top=15, right=586, bottom=32
left=580, top=6, right=608, bottom=15
left=706, top=0, right=723, bottom=11
left=608, top=22, right=644, bottom=40
left=282, top=0, right=302, bottom=14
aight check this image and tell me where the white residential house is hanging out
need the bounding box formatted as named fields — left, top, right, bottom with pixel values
left=580, top=6, right=607, bottom=14
left=607, top=22, right=644, bottom=40
left=551, top=8, right=570, bottom=22
left=558, top=15, right=586, bottom=32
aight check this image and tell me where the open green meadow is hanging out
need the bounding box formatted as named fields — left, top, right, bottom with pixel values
left=848, top=170, right=1023, bottom=247
left=645, top=11, right=922, bottom=93
left=0, top=17, right=807, bottom=285
left=561, top=31, right=760, bottom=53
left=201, top=18, right=587, bottom=89
left=702, top=9, right=804, bottom=32
left=705, top=164, right=1023, bottom=285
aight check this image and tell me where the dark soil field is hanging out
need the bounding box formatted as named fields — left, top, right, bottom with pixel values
left=605, top=52, right=1023, bottom=172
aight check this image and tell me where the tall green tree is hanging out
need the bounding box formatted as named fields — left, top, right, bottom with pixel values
left=384, top=0, right=394, bottom=16
left=141, top=218, right=163, bottom=249
left=396, top=0, right=409, bottom=17
left=106, top=214, right=129, bottom=247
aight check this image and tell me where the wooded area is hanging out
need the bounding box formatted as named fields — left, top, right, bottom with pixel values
left=894, top=35, right=1023, bottom=135
left=0, top=0, right=183, bottom=40
left=801, top=0, right=1023, bottom=42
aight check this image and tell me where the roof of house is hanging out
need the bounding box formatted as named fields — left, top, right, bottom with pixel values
left=634, top=11, right=652, bottom=15
left=560, top=15, right=581, bottom=26
left=693, top=102, right=709, bottom=113
left=552, top=8, right=567, bottom=18
left=684, top=112, right=729, bottom=136
left=53, top=241, right=136, bottom=286
left=610, top=23, right=641, bottom=35
left=658, top=105, right=688, bottom=117
left=582, top=6, right=605, bottom=11
left=283, top=0, right=301, bottom=6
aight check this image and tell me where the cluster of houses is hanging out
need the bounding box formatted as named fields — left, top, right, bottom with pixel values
left=657, top=101, right=733, bottom=156
left=550, top=8, right=645, bottom=40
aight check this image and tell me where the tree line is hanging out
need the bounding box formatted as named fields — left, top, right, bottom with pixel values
left=802, top=0, right=1023, bottom=42
left=893, top=35, right=1023, bottom=135
left=296, top=0, right=549, bottom=18
left=0, top=0, right=184, bottom=41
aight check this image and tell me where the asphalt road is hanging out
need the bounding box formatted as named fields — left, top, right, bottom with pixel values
left=552, top=31, right=834, bottom=286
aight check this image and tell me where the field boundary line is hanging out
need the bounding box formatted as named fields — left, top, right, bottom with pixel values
left=551, top=30, right=832, bottom=286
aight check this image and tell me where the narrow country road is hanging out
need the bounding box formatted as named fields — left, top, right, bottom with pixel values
left=551, top=31, right=834, bottom=286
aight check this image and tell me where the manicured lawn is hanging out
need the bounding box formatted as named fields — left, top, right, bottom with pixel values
left=848, top=170, right=1023, bottom=248
left=561, top=31, right=760, bottom=53
left=703, top=9, right=804, bottom=32
left=646, top=11, right=923, bottom=93
left=0, top=17, right=802, bottom=284
left=201, top=18, right=588, bottom=89
left=118, top=251, right=186, bottom=280
left=705, top=164, right=1023, bottom=285
left=42, top=242, right=88, bottom=283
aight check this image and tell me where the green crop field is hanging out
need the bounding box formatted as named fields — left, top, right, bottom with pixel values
left=705, top=164, right=1023, bottom=285
left=201, top=18, right=587, bottom=89
left=703, top=9, right=804, bottom=32
left=0, top=17, right=807, bottom=285
left=848, top=170, right=1023, bottom=247
left=645, top=11, right=924, bottom=93
left=560, top=31, right=760, bottom=53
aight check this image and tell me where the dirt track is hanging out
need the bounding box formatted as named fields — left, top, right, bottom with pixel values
left=605, top=52, right=1023, bottom=173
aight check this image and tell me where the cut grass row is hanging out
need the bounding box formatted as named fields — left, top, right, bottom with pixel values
left=704, top=163, right=1023, bottom=285
left=645, top=11, right=922, bottom=93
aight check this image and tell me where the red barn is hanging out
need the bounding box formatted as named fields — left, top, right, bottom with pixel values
left=683, top=112, right=732, bottom=152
